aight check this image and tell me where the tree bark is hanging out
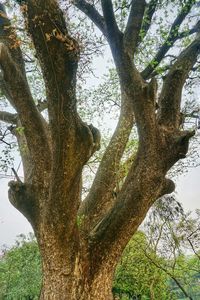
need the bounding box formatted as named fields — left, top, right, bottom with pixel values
left=38, top=230, right=115, bottom=300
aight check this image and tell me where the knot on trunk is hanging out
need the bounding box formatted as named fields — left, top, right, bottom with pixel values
left=159, top=178, right=175, bottom=197
left=76, top=122, right=101, bottom=164
left=88, top=124, right=101, bottom=154
left=175, top=130, right=195, bottom=159
left=160, top=128, right=195, bottom=170
left=8, top=180, right=36, bottom=223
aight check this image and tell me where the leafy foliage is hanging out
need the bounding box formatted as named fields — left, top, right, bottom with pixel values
left=0, top=234, right=41, bottom=300
left=113, top=232, right=172, bottom=300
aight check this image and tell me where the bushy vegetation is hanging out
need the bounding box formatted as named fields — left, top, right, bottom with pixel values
left=0, top=228, right=199, bottom=300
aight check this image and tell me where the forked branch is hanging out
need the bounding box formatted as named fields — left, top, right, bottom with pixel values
left=0, top=5, right=50, bottom=169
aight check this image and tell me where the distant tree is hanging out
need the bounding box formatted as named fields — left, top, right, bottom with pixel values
left=113, top=231, right=172, bottom=300
left=0, top=0, right=199, bottom=299
left=143, top=197, right=200, bottom=300
left=0, top=234, right=41, bottom=300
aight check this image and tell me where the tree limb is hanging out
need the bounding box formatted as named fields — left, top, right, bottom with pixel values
left=19, top=0, right=80, bottom=134
left=141, top=0, right=197, bottom=79
left=124, top=0, right=146, bottom=58
left=138, top=0, right=158, bottom=45
left=100, top=0, right=123, bottom=58
left=79, top=94, right=134, bottom=230
left=142, top=248, right=193, bottom=300
left=73, top=0, right=106, bottom=35
left=158, top=33, right=200, bottom=128
left=0, top=111, right=17, bottom=124
left=0, top=43, right=50, bottom=169
left=88, top=152, right=170, bottom=269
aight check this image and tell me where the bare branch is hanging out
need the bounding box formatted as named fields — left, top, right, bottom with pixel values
left=73, top=0, right=106, bottom=35
left=124, top=0, right=146, bottom=57
left=138, top=0, right=159, bottom=45
left=101, top=0, right=122, bottom=45
left=141, top=0, right=197, bottom=79
left=12, top=167, right=23, bottom=183
left=158, top=33, right=200, bottom=128
left=0, top=111, right=17, bottom=124
left=177, top=19, right=200, bottom=40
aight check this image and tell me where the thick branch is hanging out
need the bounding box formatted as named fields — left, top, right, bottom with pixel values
left=0, top=73, right=15, bottom=107
left=88, top=152, right=168, bottom=269
left=73, top=0, right=106, bottom=35
left=0, top=43, right=50, bottom=169
left=101, top=0, right=119, bottom=35
left=79, top=95, right=134, bottom=230
left=87, top=124, right=195, bottom=270
left=124, top=0, right=146, bottom=58
left=158, top=34, right=200, bottom=128
left=0, top=111, right=17, bottom=124
left=20, top=0, right=79, bottom=133
left=141, top=0, right=197, bottom=79
left=101, top=0, right=123, bottom=55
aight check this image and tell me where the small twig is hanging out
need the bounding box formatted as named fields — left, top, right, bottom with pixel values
left=11, top=167, right=22, bottom=183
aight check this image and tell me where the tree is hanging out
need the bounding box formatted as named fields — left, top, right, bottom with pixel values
left=0, top=234, right=41, bottom=300
left=0, top=0, right=199, bottom=299
left=113, top=232, right=172, bottom=300
left=142, top=197, right=200, bottom=300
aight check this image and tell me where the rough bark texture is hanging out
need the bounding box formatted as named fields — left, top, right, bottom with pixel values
left=0, top=1, right=199, bottom=299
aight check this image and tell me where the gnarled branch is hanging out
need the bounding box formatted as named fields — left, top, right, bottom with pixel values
left=0, top=43, right=50, bottom=169
left=0, top=5, right=50, bottom=172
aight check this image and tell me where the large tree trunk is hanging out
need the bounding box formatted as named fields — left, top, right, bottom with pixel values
left=40, top=265, right=114, bottom=300
left=38, top=232, right=115, bottom=300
